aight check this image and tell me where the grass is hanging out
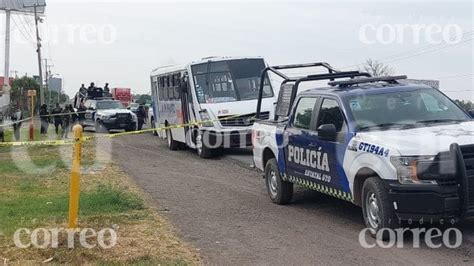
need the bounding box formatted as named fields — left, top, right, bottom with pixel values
left=0, top=132, right=200, bottom=265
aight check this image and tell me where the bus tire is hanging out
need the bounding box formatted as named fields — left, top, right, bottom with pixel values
left=362, top=177, right=398, bottom=239
left=265, top=158, right=293, bottom=205
left=166, top=129, right=179, bottom=151
left=196, top=132, right=213, bottom=159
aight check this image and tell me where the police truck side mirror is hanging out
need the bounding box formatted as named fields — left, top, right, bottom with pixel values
left=317, top=124, right=337, bottom=142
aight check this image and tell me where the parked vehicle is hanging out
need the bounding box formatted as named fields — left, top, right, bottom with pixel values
left=112, top=88, right=133, bottom=107
left=252, top=62, right=474, bottom=236
left=83, top=98, right=137, bottom=132
left=150, top=56, right=276, bottom=158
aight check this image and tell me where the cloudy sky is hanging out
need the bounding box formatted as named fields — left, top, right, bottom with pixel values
left=0, top=0, right=472, bottom=100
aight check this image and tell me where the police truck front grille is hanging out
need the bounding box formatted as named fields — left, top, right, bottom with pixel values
left=219, top=112, right=269, bottom=127
left=460, top=145, right=474, bottom=210
left=117, top=114, right=131, bottom=123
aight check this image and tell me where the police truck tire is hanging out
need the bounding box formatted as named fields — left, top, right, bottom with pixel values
left=361, top=177, right=398, bottom=239
left=265, top=158, right=293, bottom=205
left=166, top=129, right=179, bottom=151
left=95, top=121, right=107, bottom=133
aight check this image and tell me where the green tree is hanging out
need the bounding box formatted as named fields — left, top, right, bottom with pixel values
left=453, top=99, right=473, bottom=112
left=137, top=94, right=151, bottom=105
left=10, top=76, right=40, bottom=111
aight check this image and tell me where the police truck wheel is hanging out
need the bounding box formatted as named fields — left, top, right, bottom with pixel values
left=196, top=132, right=213, bottom=159
left=265, top=158, right=293, bottom=205
left=361, top=177, right=398, bottom=238
left=166, top=129, right=179, bottom=151
left=95, top=121, right=107, bottom=133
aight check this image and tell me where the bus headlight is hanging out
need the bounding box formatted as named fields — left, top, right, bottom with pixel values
left=390, top=156, right=437, bottom=185
left=199, top=110, right=214, bottom=127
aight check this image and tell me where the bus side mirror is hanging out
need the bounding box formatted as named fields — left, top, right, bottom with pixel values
left=317, top=124, right=337, bottom=142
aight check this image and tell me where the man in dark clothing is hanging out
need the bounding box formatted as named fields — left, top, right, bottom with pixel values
left=62, top=105, right=74, bottom=138
left=87, top=83, right=95, bottom=99
left=103, top=83, right=111, bottom=98
left=79, top=84, right=87, bottom=98
left=136, top=104, right=147, bottom=131
left=10, top=107, right=23, bottom=141
left=39, top=104, right=49, bottom=135
left=51, top=103, right=63, bottom=135
left=77, top=102, right=87, bottom=127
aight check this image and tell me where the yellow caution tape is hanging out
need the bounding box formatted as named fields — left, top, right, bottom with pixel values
left=0, top=114, right=256, bottom=147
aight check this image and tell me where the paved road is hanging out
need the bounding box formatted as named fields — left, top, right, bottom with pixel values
left=111, top=134, right=474, bottom=265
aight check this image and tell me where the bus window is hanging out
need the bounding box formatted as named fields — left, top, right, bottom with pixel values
left=191, top=59, right=273, bottom=104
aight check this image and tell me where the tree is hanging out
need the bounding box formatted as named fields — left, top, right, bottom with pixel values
left=361, top=59, right=395, bottom=77
left=453, top=99, right=473, bottom=112
left=10, top=76, right=40, bottom=111
left=136, top=94, right=151, bottom=105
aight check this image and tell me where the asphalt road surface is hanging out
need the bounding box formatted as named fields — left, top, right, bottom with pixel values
left=111, top=134, right=474, bottom=265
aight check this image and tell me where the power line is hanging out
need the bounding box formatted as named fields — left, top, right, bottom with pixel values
left=341, top=30, right=474, bottom=70
left=381, top=37, right=473, bottom=65
left=10, top=14, right=35, bottom=46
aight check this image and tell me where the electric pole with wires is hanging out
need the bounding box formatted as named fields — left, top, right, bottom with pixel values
left=23, top=2, right=47, bottom=106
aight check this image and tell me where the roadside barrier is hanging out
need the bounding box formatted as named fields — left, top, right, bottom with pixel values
left=0, top=114, right=251, bottom=227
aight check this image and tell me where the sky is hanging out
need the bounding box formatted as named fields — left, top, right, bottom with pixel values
left=0, top=0, right=472, bottom=101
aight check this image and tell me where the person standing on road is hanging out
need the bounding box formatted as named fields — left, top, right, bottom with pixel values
left=39, top=104, right=50, bottom=135
left=10, top=106, right=23, bottom=141
left=136, top=103, right=147, bottom=131
left=77, top=102, right=87, bottom=127
left=62, top=105, right=73, bottom=138
left=51, top=103, right=63, bottom=135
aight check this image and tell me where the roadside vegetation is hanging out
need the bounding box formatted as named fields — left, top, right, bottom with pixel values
left=0, top=128, right=200, bottom=265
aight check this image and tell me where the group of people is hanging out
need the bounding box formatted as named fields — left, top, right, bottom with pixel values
left=39, top=103, right=85, bottom=138
left=78, top=82, right=111, bottom=101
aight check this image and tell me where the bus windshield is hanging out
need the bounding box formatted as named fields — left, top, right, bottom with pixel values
left=191, top=59, right=273, bottom=104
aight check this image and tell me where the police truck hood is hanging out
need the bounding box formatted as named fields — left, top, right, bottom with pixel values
left=98, top=109, right=133, bottom=115
left=356, top=121, right=474, bottom=156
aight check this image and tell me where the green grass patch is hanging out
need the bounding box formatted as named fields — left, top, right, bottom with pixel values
left=0, top=184, right=144, bottom=235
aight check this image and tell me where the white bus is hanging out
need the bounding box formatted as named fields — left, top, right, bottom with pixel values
left=150, top=56, right=275, bottom=158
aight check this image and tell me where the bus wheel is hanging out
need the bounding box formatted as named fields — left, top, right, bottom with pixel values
left=196, top=132, right=213, bottom=159
left=166, top=129, right=179, bottom=151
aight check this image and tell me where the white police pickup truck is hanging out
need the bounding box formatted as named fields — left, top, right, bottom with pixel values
left=252, top=63, right=474, bottom=234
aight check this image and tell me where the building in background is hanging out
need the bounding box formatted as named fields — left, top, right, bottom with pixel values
left=48, top=77, right=63, bottom=93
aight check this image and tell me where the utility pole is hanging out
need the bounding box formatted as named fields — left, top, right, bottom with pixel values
left=44, top=59, right=54, bottom=105
left=1, top=9, right=12, bottom=113
left=24, top=2, right=47, bottom=106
